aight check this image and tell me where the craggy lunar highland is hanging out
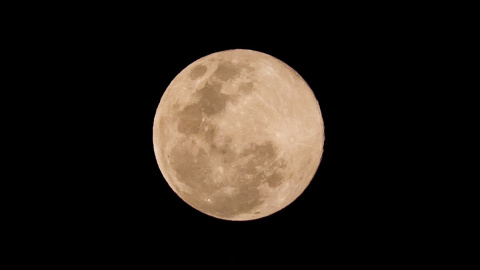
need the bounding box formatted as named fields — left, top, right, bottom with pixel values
left=153, top=49, right=324, bottom=221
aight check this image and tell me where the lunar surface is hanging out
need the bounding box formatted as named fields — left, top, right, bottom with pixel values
left=153, top=49, right=324, bottom=221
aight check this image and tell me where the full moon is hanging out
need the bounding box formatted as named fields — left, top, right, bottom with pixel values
left=153, top=49, right=324, bottom=221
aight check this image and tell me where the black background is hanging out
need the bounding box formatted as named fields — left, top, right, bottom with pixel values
left=25, top=6, right=436, bottom=266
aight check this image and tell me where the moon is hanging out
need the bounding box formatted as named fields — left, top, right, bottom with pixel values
left=153, top=49, right=324, bottom=221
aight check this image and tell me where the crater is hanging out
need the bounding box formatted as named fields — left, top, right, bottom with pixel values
left=236, top=141, right=279, bottom=187
left=210, top=188, right=262, bottom=219
left=189, top=141, right=279, bottom=219
left=179, top=161, right=265, bottom=219
left=189, top=64, right=207, bottom=80
left=202, top=171, right=264, bottom=219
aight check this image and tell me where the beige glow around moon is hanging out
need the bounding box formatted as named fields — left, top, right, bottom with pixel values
left=153, top=49, right=324, bottom=221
